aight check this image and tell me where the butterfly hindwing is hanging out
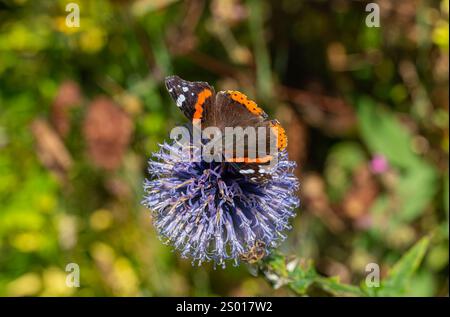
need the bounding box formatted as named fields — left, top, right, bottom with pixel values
left=212, top=90, right=284, bottom=182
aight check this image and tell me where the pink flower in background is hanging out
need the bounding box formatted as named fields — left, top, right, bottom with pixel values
left=370, top=154, right=389, bottom=174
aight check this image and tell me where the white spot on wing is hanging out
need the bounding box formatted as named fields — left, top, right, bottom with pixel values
left=239, top=169, right=255, bottom=174
left=176, top=94, right=186, bottom=108
left=182, top=87, right=189, bottom=92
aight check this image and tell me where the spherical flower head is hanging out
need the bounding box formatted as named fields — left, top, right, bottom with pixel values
left=142, top=141, right=300, bottom=268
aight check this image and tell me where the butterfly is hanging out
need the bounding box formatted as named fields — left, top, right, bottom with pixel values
left=165, top=75, right=287, bottom=183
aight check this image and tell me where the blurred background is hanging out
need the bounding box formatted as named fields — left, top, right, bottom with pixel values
left=0, top=0, right=448, bottom=296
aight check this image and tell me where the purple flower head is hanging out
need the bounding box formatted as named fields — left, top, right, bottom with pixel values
left=142, top=141, right=300, bottom=268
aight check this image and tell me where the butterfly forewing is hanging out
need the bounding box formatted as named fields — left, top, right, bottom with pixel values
left=165, top=75, right=215, bottom=123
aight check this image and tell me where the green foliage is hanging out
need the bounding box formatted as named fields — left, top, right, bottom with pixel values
left=363, top=237, right=431, bottom=296
left=358, top=98, right=438, bottom=224
left=325, top=142, right=367, bottom=202
left=265, top=237, right=430, bottom=297
left=263, top=253, right=363, bottom=296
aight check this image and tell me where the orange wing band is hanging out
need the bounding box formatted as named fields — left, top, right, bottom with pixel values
left=226, top=155, right=273, bottom=164
left=270, top=121, right=288, bottom=151
left=193, top=89, right=213, bottom=120
left=227, top=91, right=266, bottom=117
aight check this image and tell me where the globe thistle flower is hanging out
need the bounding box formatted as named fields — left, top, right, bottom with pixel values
left=142, top=140, right=300, bottom=268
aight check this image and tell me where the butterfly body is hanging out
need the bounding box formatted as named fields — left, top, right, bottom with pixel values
left=165, top=75, right=287, bottom=183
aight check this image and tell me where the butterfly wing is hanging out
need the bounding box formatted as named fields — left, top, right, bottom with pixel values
left=213, top=91, right=288, bottom=182
left=212, top=90, right=267, bottom=127
left=165, top=75, right=215, bottom=123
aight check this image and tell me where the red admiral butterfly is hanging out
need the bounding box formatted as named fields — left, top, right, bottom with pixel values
left=165, top=75, right=287, bottom=182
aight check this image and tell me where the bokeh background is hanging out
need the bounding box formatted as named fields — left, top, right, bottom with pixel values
left=0, top=0, right=448, bottom=296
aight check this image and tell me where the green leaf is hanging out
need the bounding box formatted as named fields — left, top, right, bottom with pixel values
left=358, top=97, right=419, bottom=169
left=358, top=97, right=438, bottom=223
left=265, top=253, right=289, bottom=278
left=315, top=276, right=365, bottom=297
left=263, top=254, right=365, bottom=296
left=288, top=260, right=318, bottom=295
left=396, top=162, right=438, bottom=222
left=324, top=142, right=367, bottom=202
left=377, top=236, right=431, bottom=296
